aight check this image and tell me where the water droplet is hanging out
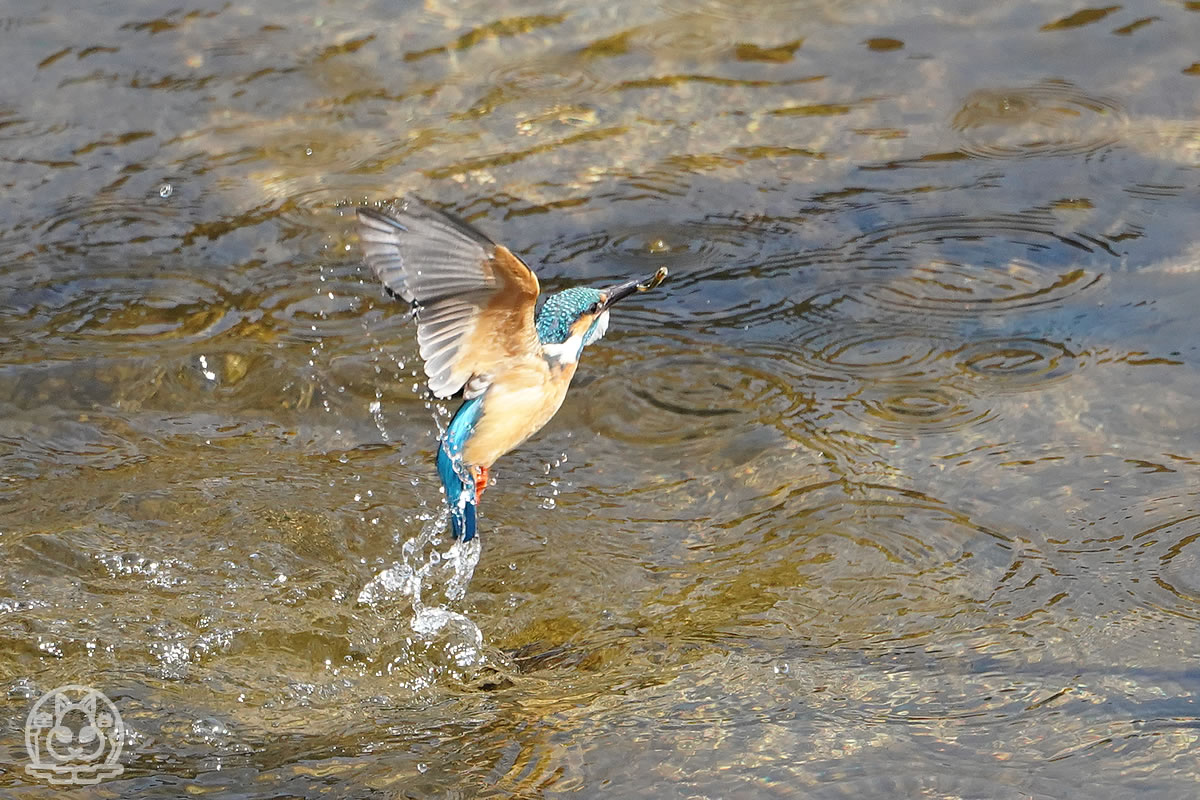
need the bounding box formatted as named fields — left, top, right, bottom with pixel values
left=540, top=497, right=557, bottom=510
left=159, top=183, right=173, bottom=198
left=192, top=717, right=230, bottom=740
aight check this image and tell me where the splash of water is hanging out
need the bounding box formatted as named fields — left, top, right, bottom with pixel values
left=336, top=269, right=483, bottom=668
left=357, top=506, right=484, bottom=668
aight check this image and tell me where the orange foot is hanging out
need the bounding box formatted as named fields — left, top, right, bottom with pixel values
left=472, top=465, right=490, bottom=502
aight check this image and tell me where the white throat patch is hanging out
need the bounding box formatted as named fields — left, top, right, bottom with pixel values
left=542, top=311, right=610, bottom=366
left=583, top=310, right=610, bottom=346
left=542, top=332, right=584, bottom=365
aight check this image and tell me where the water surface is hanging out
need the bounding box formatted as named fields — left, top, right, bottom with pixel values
left=2, top=0, right=1200, bottom=797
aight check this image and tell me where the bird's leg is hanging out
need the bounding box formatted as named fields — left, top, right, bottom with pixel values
left=472, top=465, right=490, bottom=502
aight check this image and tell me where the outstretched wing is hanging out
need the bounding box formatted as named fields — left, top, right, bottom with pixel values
left=357, top=198, right=542, bottom=399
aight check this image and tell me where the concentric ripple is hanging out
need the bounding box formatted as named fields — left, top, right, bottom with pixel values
left=550, top=216, right=760, bottom=281
left=863, top=258, right=1099, bottom=318
left=787, top=318, right=997, bottom=440
left=262, top=276, right=371, bottom=344
left=796, top=324, right=957, bottom=381
left=842, top=214, right=1106, bottom=319
left=263, top=185, right=381, bottom=239
left=952, top=79, right=1128, bottom=159
left=490, top=58, right=601, bottom=100
left=735, top=483, right=1015, bottom=644
left=604, top=223, right=722, bottom=270
left=853, top=382, right=995, bottom=436
left=611, top=213, right=776, bottom=271
left=583, top=346, right=811, bottom=450
left=464, top=57, right=603, bottom=121
left=1068, top=494, right=1200, bottom=625
left=955, top=337, right=1080, bottom=392
left=1155, top=517, right=1200, bottom=619
left=31, top=193, right=180, bottom=251
left=3, top=274, right=237, bottom=354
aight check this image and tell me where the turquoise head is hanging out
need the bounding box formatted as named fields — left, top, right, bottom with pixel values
left=535, top=269, right=669, bottom=364
left=536, top=288, right=608, bottom=351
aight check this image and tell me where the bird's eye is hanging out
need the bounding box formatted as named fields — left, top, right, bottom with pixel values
left=588, top=301, right=601, bottom=314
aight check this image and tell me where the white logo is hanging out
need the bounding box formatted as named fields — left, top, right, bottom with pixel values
left=24, top=684, right=125, bottom=785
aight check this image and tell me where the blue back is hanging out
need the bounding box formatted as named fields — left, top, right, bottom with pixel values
left=437, top=397, right=483, bottom=541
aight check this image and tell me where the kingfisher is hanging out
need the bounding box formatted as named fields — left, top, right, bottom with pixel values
left=357, top=198, right=668, bottom=542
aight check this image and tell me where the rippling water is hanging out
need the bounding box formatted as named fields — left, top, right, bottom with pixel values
left=2, top=0, right=1200, bottom=797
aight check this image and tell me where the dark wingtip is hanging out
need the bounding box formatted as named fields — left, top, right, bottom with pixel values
left=357, top=196, right=496, bottom=249
left=355, top=204, right=407, bottom=230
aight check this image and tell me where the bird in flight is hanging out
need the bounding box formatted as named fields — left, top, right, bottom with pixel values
left=357, top=198, right=668, bottom=542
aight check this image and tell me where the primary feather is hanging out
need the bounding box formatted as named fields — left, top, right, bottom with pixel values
left=357, top=199, right=541, bottom=399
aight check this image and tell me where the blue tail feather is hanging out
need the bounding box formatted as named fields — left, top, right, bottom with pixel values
left=437, top=442, right=477, bottom=541
left=438, top=397, right=484, bottom=541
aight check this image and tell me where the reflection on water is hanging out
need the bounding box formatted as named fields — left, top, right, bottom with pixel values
left=2, top=0, right=1200, bottom=797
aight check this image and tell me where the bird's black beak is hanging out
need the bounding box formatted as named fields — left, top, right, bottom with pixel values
left=600, top=267, right=669, bottom=311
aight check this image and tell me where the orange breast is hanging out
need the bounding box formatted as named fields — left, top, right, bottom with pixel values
left=461, top=357, right=578, bottom=468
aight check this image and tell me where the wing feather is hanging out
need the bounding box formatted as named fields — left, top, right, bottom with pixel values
left=357, top=199, right=541, bottom=398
